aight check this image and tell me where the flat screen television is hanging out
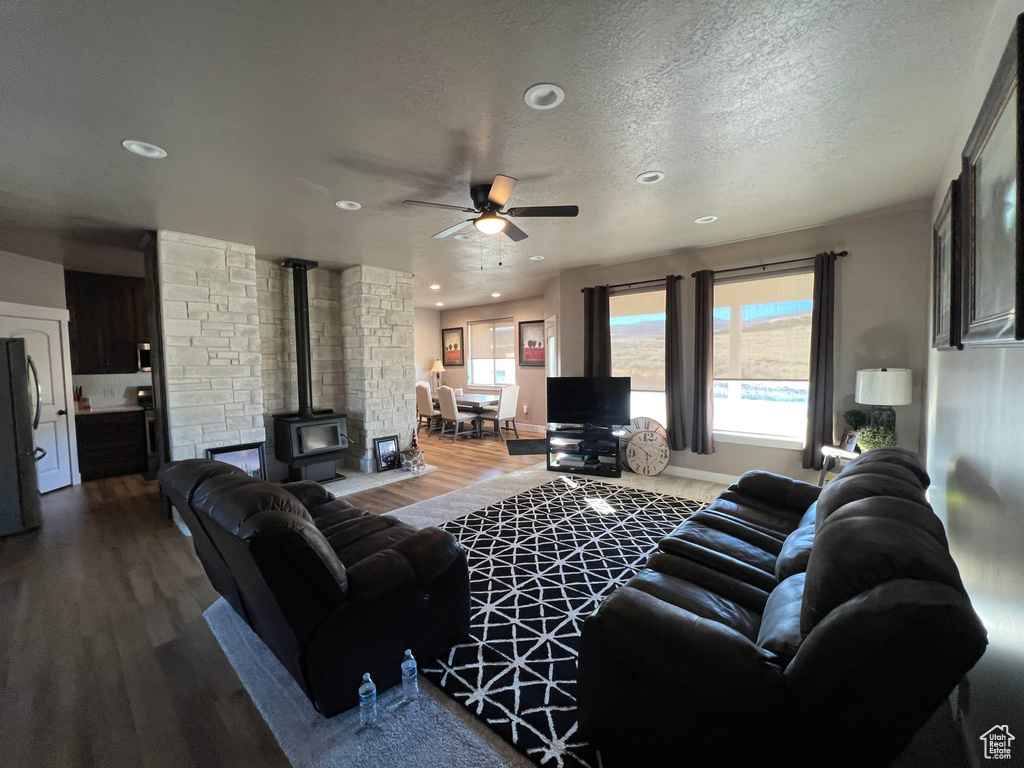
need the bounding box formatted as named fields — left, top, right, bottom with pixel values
left=547, top=376, right=631, bottom=426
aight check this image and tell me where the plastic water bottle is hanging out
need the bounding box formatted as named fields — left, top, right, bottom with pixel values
left=401, top=649, right=419, bottom=702
left=358, top=672, right=377, bottom=726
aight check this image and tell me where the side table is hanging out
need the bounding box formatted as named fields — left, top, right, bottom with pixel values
left=818, top=445, right=860, bottom=486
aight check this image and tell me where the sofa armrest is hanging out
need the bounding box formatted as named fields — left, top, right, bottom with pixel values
left=580, top=585, right=787, bottom=710
left=345, top=526, right=463, bottom=604
left=281, top=480, right=335, bottom=509
left=733, top=470, right=821, bottom=516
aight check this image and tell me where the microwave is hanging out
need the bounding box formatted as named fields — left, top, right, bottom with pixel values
left=137, top=342, right=152, bottom=372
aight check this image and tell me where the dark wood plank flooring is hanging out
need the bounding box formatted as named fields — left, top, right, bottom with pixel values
left=0, top=429, right=543, bottom=768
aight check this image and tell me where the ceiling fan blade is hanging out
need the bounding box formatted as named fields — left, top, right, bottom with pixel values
left=403, top=199, right=476, bottom=213
left=502, top=220, right=529, bottom=242
left=487, top=174, right=518, bottom=207
left=505, top=205, right=579, bottom=218
left=432, top=220, right=475, bottom=239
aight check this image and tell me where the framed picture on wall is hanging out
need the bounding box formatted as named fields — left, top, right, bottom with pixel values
left=442, top=327, right=464, bottom=366
left=205, top=442, right=267, bottom=480
left=932, top=176, right=963, bottom=350
left=960, top=15, right=1023, bottom=346
left=518, top=319, right=545, bottom=367
left=373, top=435, right=401, bottom=472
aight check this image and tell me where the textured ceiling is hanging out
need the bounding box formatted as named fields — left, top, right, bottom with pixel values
left=0, top=0, right=997, bottom=308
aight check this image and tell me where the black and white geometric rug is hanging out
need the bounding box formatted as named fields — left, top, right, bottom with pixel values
left=421, top=476, right=704, bottom=768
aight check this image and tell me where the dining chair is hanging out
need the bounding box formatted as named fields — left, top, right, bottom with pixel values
left=416, top=382, right=441, bottom=434
left=480, top=384, right=520, bottom=440
left=437, top=385, right=477, bottom=442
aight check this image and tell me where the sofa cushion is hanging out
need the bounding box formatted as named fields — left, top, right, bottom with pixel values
left=815, top=469, right=927, bottom=527
left=706, top=492, right=800, bottom=538
left=192, top=473, right=313, bottom=534
left=625, top=567, right=762, bottom=641
left=801, top=497, right=967, bottom=634
left=280, top=480, right=335, bottom=510
left=757, top=573, right=805, bottom=664
left=312, top=499, right=369, bottom=530
left=733, top=470, right=822, bottom=515
left=842, top=447, right=931, bottom=487
left=325, top=515, right=420, bottom=567
left=775, top=523, right=815, bottom=582
left=158, top=458, right=245, bottom=503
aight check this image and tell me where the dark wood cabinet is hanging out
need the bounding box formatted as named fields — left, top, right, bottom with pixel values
left=65, top=271, right=148, bottom=374
left=75, top=410, right=148, bottom=480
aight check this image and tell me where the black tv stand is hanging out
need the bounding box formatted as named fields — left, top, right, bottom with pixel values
left=546, top=427, right=621, bottom=479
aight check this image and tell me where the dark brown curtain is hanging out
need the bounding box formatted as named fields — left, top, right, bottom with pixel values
left=583, top=285, right=611, bottom=378
left=691, top=270, right=715, bottom=455
left=665, top=275, right=687, bottom=451
left=802, top=252, right=837, bottom=470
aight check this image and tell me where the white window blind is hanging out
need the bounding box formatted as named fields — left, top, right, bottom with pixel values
left=610, top=289, right=667, bottom=427
left=712, top=270, right=813, bottom=440
left=468, top=318, right=516, bottom=386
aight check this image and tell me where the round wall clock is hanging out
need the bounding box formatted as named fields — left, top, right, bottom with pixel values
left=619, top=416, right=667, bottom=448
left=625, top=430, right=671, bottom=476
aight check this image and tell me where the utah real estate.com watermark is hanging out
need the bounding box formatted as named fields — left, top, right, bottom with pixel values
left=980, top=725, right=1014, bottom=760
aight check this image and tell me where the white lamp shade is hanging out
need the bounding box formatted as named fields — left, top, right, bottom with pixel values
left=855, top=368, right=912, bottom=406
left=430, top=360, right=446, bottom=374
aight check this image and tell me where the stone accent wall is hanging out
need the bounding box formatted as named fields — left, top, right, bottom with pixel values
left=256, top=261, right=346, bottom=480
left=157, top=231, right=264, bottom=460
left=340, top=265, right=416, bottom=472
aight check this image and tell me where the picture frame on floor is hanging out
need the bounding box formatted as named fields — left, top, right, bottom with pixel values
left=518, top=319, right=545, bottom=367
left=442, top=327, right=464, bottom=366
left=373, top=434, right=401, bottom=472
left=960, top=15, right=1024, bottom=346
left=205, top=441, right=267, bottom=480
left=932, top=176, right=963, bottom=350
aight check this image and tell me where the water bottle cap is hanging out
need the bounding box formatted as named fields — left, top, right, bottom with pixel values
left=404, top=649, right=412, bottom=656
left=362, top=672, right=371, bottom=682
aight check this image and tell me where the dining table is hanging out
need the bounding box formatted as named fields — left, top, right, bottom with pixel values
left=432, top=393, right=499, bottom=437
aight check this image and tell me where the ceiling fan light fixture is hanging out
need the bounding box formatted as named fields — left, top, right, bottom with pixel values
left=474, top=214, right=507, bottom=235
left=524, top=83, right=565, bottom=110
left=636, top=171, right=665, bottom=184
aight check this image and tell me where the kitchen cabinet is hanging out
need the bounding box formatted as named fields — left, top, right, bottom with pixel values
left=65, top=271, right=148, bottom=374
left=75, top=410, right=147, bottom=480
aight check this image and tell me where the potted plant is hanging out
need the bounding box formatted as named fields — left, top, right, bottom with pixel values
left=401, top=445, right=425, bottom=473
left=856, top=425, right=896, bottom=452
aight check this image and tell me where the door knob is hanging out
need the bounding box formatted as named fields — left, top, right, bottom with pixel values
left=57, top=409, right=67, bottom=416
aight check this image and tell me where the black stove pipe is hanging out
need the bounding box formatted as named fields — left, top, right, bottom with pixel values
left=282, top=258, right=319, bottom=419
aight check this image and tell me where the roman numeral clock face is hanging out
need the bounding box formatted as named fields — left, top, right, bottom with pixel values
left=625, top=430, right=671, bottom=476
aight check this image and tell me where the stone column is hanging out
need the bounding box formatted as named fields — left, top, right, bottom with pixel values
left=340, top=265, right=416, bottom=472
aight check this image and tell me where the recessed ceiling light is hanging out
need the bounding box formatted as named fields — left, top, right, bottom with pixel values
left=524, top=83, right=565, bottom=110
left=334, top=200, right=361, bottom=210
left=429, top=284, right=441, bottom=290
left=121, top=140, right=167, bottom=159
left=453, top=233, right=472, bottom=241
left=529, top=255, right=545, bottom=261
left=435, top=302, right=444, bottom=307
left=695, top=215, right=718, bottom=224
left=491, top=292, right=501, bottom=298
left=636, top=171, right=665, bottom=184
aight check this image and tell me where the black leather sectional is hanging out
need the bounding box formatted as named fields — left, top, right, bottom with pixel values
left=159, top=459, right=470, bottom=717
left=578, top=448, right=987, bottom=768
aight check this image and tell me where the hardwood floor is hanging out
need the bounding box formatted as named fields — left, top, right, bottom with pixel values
left=0, top=429, right=543, bottom=768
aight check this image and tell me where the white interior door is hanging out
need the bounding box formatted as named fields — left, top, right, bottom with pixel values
left=0, top=315, right=74, bottom=492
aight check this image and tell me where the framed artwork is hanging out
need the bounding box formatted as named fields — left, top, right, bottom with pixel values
left=205, top=441, right=267, bottom=480
left=373, top=434, right=401, bottom=473
left=838, top=429, right=859, bottom=453
left=518, top=319, right=545, bottom=367
left=442, top=327, right=464, bottom=366
left=960, top=16, right=1023, bottom=346
left=933, top=177, right=964, bottom=350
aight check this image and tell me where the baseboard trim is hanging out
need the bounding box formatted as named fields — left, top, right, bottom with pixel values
left=662, top=464, right=738, bottom=485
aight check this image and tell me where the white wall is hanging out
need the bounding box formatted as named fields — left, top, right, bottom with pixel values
left=559, top=206, right=932, bottom=482
left=924, top=0, right=1024, bottom=753
left=0, top=250, right=67, bottom=310
left=73, top=372, right=152, bottom=409
left=413, top=308, right=441, bottom=384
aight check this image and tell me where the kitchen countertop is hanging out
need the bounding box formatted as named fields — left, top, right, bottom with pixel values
left=75, top=405, right=144, bottom=415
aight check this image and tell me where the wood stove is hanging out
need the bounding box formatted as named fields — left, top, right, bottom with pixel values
left=272, top=259, right=348, bottom=482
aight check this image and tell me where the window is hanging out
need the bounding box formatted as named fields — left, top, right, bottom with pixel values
left=468, top=318, right=516, bottom=386
left=610, top=289, right=667, bottom=427
left=713, top=270, right=813, bottom=441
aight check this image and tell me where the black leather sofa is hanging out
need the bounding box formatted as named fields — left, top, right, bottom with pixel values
left=578, top=448, right=987, bottom=768
left=159, top=459, right=470, bottom=717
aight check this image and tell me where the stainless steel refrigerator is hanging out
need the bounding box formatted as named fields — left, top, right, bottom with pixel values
left=0, top=337, right=43, bottom=536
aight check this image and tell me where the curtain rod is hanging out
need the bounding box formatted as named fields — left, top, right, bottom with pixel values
left=580, top=275, right=682, bottom=293
left=689, top=250, right=848, bottom=278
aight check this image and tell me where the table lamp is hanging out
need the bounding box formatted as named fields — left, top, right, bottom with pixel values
left=855, top=368, right=912, bottom=434
left=430, top=359, right=445, bottom=391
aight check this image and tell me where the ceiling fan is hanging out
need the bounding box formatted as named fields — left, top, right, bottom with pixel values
left=402, top=174, right=579, bottom=242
